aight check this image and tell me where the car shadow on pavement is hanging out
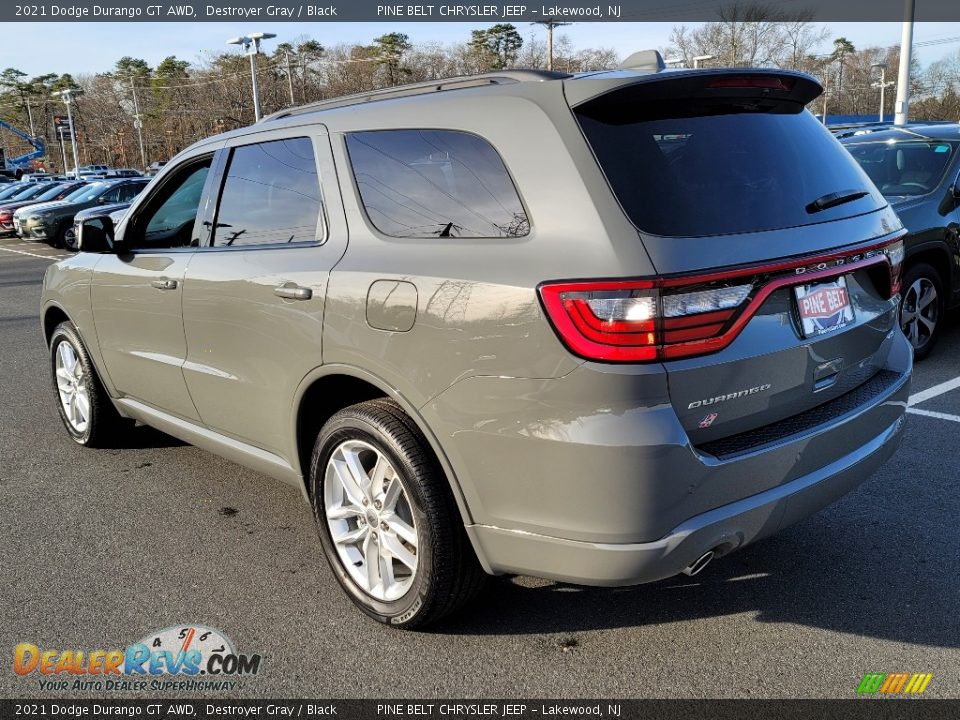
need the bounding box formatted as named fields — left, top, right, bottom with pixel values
left=433, top=510, right=959, bottom=649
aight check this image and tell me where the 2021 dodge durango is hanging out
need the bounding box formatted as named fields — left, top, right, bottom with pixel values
left=42, top=53, right=912, bottom=628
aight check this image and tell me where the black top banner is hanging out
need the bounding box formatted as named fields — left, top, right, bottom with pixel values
left=4, top=700, right=960, bottom=720
left=4, top=0, right=959, bottom=23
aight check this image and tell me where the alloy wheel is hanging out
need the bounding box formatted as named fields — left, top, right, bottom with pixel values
left=900, top=277, right=939, bottom=351
left=55, top=340, right=90, bottom=433
left=323, top=439, right=419, bottom=601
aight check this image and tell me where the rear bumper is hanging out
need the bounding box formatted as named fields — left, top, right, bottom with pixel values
left=466, top=408, right=905, bottom=585
left=425, top=327, right=911, bottom=585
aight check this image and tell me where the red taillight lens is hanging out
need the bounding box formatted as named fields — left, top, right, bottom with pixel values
left=540, top=281, right=752, bottom=363
left=883, top=240, right=904, bottom=296
left=540, top=281, right=659, bottom=362
left=539, top=236, right=905, bottom=364
left=0, top=212, right=11, bottom=221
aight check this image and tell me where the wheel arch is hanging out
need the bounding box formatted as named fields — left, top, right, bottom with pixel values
left=291, top=365, right=476, bottom=529
left=41, top=303, right=71, bottom=346
left=905, top=243, right=952, bottom=292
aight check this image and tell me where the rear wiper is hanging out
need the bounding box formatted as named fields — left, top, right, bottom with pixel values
left=806, top=189, right=870, bottom=214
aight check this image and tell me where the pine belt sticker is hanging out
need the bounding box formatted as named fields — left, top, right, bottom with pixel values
left=794, top=276, right=855, bottom=337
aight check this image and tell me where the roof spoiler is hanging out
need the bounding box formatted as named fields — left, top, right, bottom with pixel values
left=618, top=50, right=666, bottom=73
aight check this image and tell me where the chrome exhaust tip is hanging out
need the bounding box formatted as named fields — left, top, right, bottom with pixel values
left=682, top=550, right=715, bottom=577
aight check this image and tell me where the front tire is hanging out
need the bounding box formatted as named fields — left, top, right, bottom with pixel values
left=50, top=321, right=128, bottom=447
left=310, top=399, right=485, bottom=629
left=61, top=223, right=78, bottom=251
left=899, top=263, right=943, bottom=361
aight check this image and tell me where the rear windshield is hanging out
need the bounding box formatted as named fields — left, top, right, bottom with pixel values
left=843, top=138, right=956, bottom=197
left=575, top=90, right=884, bottom=237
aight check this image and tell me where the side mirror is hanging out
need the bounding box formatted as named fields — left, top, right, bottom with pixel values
left=78, top=216, right=116, bottom=253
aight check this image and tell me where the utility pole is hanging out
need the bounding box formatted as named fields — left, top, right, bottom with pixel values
left=894, top=0, right=915, bottom=126
left=871, top=63, right=895, bottom=123
left=532, top=19, right=572, bottom=71
left=128, top=76, right=148, bottom=170
left=285, top=51, right=296, bottom=106
left=53, top=88, right=82, bottom=179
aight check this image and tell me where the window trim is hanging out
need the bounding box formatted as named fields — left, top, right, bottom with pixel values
left=200, top=134, right=328, bottom=252
left=342, top=127, right=532, bottom=241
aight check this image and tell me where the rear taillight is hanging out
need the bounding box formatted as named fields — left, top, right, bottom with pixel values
left=539, top=235, right=905, bottom=364
left=0, top=212, right=11, bottom=222
left=883, top=240, right=904, bottom=295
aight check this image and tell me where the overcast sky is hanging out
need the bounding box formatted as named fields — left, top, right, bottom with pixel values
left=3, top=22, right=959, bottom=78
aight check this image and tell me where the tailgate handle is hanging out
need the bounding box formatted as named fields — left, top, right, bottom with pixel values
left=813, top=358, right=844, bottom=391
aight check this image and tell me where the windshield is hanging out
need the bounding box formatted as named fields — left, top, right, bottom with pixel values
left=70, top=183, right=111, bottom=203
left=0, top=185, right=26, bottom=200
left=10, top=184, right=52, bottom=201
left=575, top=90, right=884, bottom=237
left=36, top=184, right=76, bottom=202
left=843, top=138, right=956, bottom=197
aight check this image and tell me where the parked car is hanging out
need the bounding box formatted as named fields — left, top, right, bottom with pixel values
left=0, top=181, right=60, bottom=210
left=21, top=172, right=52, bottom=183
left=0, top=182, right=86, bottom=235
left=18, top=178, right=149, bottom=248
left=68, top=164, right=110, bottom=175
left=72, top=201, right=133, bottom=249
left=841, top=124, right=960, bottom=359
left=145, top=160, right=167, bottom=176
left=47, top=56, right=911, bottom=629
left=105, top=168, right=143, bottom=178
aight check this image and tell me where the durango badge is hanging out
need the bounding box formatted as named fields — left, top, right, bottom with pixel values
left=688, top=384, right=772, bottom=410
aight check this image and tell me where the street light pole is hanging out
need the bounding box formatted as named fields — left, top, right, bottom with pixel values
left=894, top=0, right=915, bottom=126
left=53, top=88, right=82, bottom=179
left=227, top=32, right=277, bottom=122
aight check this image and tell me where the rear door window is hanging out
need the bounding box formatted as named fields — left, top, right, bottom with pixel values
left=345, top=129, right=529, bottom=239
left=212, top=137, right=322, bottom=247
left=575, top=85, right=885, bottom=237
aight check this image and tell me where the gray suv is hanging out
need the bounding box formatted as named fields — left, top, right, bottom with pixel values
left=42, top=53, right=912, bottom=628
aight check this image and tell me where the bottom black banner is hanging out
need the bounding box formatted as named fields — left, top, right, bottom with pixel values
left=3, top=700, right=960, bottom=720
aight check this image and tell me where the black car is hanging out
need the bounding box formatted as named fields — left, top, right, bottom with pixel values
left=842, top=124, right=960, bottom=359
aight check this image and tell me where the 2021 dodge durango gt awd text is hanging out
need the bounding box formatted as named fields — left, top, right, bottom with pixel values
left=42, top=54, right=912, bottom=628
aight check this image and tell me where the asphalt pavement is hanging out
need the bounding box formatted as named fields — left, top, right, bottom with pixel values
left=1, top=235, right=958, bottom=699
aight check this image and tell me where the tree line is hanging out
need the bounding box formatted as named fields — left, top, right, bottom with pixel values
left=0, top=20, right=958, bottom=172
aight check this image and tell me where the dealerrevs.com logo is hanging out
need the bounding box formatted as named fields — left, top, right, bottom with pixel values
left=14, top=625, right=262, bottom=692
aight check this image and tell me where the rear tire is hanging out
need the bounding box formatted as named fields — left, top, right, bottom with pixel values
left=49, top=321, right=130, bottom=447
left=899, top=262, right=943, bottom=361
left=310, top=399, right=486, bottom=629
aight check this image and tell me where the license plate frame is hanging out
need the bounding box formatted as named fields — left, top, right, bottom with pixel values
left=794, top=276, right=855, bottom=338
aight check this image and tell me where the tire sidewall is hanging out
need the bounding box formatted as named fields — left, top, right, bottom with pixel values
left=49, top=324, right=94, bottom=445
left=311, top=415, right=437, bottom=627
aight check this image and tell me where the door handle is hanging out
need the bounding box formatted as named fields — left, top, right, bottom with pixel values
left=274, top=285, right=312, bottom=301
left=151, top=279, right=178, bottom=290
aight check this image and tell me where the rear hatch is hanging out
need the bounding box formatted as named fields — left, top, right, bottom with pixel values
left=543, top=69, right=905, bottom=454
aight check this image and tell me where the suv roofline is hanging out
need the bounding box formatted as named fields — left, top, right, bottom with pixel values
left=259, top=69, right=572, bottom=123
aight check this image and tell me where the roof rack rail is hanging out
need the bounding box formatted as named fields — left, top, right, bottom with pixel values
left=260, top=69, right=572, bottom=122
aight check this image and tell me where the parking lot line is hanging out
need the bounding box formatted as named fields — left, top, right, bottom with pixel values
left=0, top=246, right=67, bottom=260
left=906, top=407, right=960, bottom=424
left=908, top=376, right=960, bottom=407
